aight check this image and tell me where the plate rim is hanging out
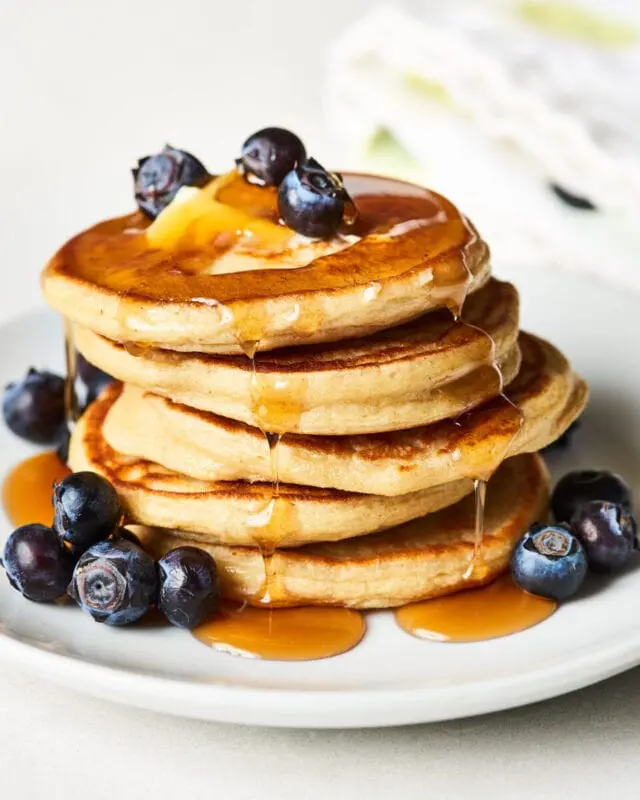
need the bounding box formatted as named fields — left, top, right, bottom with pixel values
left=2, top=622, right=640, bottom=727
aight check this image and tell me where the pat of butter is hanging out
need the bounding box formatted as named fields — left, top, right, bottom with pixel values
left=170, top=185, right=201, bottom=206
left=146, top=183, right=292, bottom=250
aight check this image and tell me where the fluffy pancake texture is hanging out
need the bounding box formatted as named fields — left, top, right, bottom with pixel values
left=102, top=332, right=586, bottom=495
left=42, top=173, right=490, bottom=353
left=74, top=278, right=520, bottom=435
left=70, top=384, right=475, bottom=547
left=135, top=453, right=550, bottom=609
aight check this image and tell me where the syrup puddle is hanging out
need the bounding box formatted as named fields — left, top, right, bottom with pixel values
left=3, top=451, right=70, bottom=528
left=193, top=604, right=366, bottom=661
left=3, top=323, right=76, bottom=528
left=395, top=575, right=556, bottom=643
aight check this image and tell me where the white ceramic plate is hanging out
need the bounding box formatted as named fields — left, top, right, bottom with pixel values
left=1, top=262, right=639, bottom=728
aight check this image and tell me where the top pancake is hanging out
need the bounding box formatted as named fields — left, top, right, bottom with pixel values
left=41, top=173, right=490, bottom=353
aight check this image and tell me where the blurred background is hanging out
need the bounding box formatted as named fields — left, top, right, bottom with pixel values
left=1, top=0, right=639, bottom=317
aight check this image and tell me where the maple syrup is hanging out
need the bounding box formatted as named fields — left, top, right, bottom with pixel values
left=454, top=311, right=526, bottom=578
left=3, top=321, right=76, bottom=530
left=250, top=368, right=307, bottom=434
left=3, top=451, right=70, bottom=527
left=239, top=336, right=303, bottom=595
left=464, top=478, right=488, bottom=580
left=395, top=575, right=556, bottom=643
left=63, top=319, right=79, bottom=423
left=48, top=172, right=482, bottom=311
left=193, top=603, right=365, bottom=660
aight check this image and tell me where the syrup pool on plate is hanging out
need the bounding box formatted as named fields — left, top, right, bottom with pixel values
left=193, top=604, right=366, bottom=661
left=3, top=451, right=70, bottom=528
left=395, top=575, right=557, bottom=643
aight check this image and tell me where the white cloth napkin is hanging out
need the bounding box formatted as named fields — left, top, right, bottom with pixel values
left=324, top=2, right=640, bottom=288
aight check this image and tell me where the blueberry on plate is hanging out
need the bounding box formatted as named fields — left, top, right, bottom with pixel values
left=2, top=524, right=75, bottom=602
left=3, top=368, right=66, bottom=445
left=571, top=501, right=637, bottom=573
left=53, top=472, right=122, bottom=554
left=237, top=127, right=306, bottom=186
left=133, top=145, right=209, bottom=219
left=68, top=538, right=158, bottom=626
left=157, top=546, right=221, bottom=629
left=510, top=523, right=588, bottom=601
left=551, top=470, right=632, bottom=523
left=278, top=157, right=352, bottom=239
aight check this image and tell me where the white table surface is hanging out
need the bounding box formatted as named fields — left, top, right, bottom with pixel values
left=2, top=1, right=640, bottom=796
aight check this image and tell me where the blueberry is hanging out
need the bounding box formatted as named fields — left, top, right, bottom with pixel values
left=133, top=145, right=209, bottom=219
left=3, top=368, right=66, bottom=445
left=2, top=524, right=75, bottom=602
left=571, top=501, right=637, bottom=573
left=551, top=470, right=632, bottom=523
left=157, top=546, right=221, bottom=629
left=237, top=127, right=306, bottom=187
left=53, top=472, right=122, bottom=554
left=510, top=523, right=588, bottom=601
left=68, top=538, right=158, bottom=625
left=278, top=157, right=352, bottom=238
left=77, top=354, right=114, bottom=401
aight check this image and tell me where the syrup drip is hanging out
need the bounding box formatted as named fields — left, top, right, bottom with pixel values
left=464, top=478, right=488, bottom=580
left=193, top=603, right=365, bottom=661
left=63, top=319, right=79, bottom=423
left=266, top=432, right=282, bottom=492
left=441, top=217, right=477, bottom=321
left=122, top=341, right=152, bottom=357
left=454, top=315, right=525, bottom=579
left=236, top=335, right=302, bottom=599
left=3, top=451, right=70, bottom=527
left=395, top=575, right=556, bottom=643
left=250, top=366, right=307, bottom=435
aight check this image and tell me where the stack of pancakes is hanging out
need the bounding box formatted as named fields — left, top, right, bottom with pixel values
left=42, top=172, right=587, bottom=609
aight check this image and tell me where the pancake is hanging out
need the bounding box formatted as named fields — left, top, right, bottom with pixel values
left=74, top=278, right=520, bottom=435
left=69, top=384, right=476, bottom=547
left=103, top=332, right=587, bottom=495
left=136, top=453, right=549, bottom=608
left=42, top=173, right=491, bottom=354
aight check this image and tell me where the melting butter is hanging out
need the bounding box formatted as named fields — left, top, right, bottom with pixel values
left=145, top=184, right=292, bottom=251
left=145, top=176, right=359, bottom=274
